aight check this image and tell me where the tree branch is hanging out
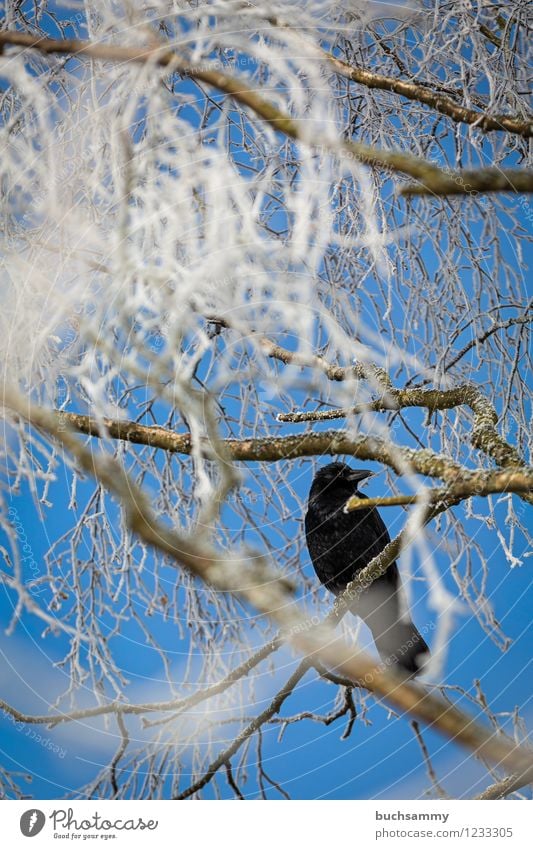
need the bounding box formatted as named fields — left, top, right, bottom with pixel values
left=442, top=315, right=532, bottom=374
left=0, top=31, right=531, bottom=197
left=110, top=713, right=129, bottom=798
left=278, top=382, right=532, bottom=503
left=411, top=720, right=449, bottom=798
left=475, top=766, right=533, bottom=800
left=203, top=317, right=392, bottom=387
left=267, top=13, right=532, bottom=138
left=327, top=54, right=532, bottom=138
left=17, top=406, right=533, bottom=504
left=25, top=408, right=466, bottom=478
left=344, top=493, right=459, bottom=511
left=401, top=168, right=533, bottom=196
left=3, top=386, right=532, bottom=789
left=0, top=635, right=283, bottom=727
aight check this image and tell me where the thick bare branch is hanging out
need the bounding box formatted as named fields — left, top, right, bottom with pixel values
left=401, top=169, right=533, bottom=196
left=0, top=636, right=282, bottom=727
left=327, top=54, right=533, bottom=138
left=279, top=384, right=518, bottom=463
left=47, top=405, right=532, bottom=505
left=335, top=502, right=445, bottom=608
left=27, top=409, right=468, bottom=480
left=345, top=469, right=533, bottom=512
left=40, top=405, right=527, bottom=513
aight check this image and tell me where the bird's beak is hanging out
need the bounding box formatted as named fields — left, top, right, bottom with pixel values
left=347, top=469, right=373, bottom=483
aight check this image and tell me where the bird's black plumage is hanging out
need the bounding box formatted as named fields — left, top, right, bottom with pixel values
left=305, top=462, right=429, bottom=676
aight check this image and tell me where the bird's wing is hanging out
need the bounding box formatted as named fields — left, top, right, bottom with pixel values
left=347, top=490, right=391, bottom=539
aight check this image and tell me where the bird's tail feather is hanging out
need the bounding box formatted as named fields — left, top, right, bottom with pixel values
left=354, top=585, right=429, bottom=676
left=371, top=619, right=429, bottom=676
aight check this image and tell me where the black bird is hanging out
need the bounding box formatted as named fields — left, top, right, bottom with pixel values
left=305, top=461, right=429, bottom=676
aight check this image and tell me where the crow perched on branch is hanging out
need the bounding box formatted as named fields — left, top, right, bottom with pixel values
left=305, top=462, right=429, bottom=676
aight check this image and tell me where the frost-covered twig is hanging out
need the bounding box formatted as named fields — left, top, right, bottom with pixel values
left=475, top=767, right=533, bottom=800
left=37, top=409, right=533, bottom=502
left=0, top=635, right=282, bottom=727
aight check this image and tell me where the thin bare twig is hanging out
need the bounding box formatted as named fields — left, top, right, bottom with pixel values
left=110, top=713, right=129, bottom=798
left=443, top=316, right=532, bottom=373
left=224, top=761, right=245, bottom=800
